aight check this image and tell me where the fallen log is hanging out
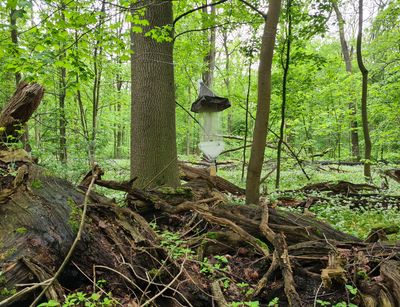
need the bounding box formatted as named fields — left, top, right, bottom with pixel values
left=385, top=169, right=400, bottom=184
left=179, top=163, right=245, bottom=195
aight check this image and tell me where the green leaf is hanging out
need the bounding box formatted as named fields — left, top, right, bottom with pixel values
left=132, top=26, right=143, bottom=33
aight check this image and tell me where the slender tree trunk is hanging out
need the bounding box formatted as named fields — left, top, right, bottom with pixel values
left=74, top=30, right=90, bottom=162
left=130, top=0, right=179, bottom=188
left=276, top=0, right=292, bottom=190
left=241, top=57, right=252, bottom=182
left=333, top=2, right=361, bottom=162
left=114, top=73, right=123, bottom=159
left=356, top=0, right=372, bottom=179
left=246, top=0, right=282, bottom=204
left=222, top=31, right=233, bottom=134
left=186, top=86, right=192, bottom=156
left=10, top=9, right=21, bottom=86
left=202, top=4, right=216, bottom=87
left=90, top=0, right=106, bottom=164
left=59, top=65, right=67, bottom=163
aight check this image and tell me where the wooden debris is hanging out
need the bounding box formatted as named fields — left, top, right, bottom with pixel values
left=0, top=83, right=44, bottom=145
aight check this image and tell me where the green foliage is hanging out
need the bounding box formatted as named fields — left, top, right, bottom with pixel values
left=151, top=224, right=194, bottom=259
left=67, top=198, right=81, bottom=234
left=200, top=255, right=229, bottom=275
left=230, top=301, right=260, bottom=307
left=37, top=290, right=115, bottom=307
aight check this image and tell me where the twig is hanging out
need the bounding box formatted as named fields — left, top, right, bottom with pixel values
left=141, top=259, right=187, bottom=307
left=211, top=280, right=229, bottom=307
left=29, top=167, right=100, bottom=307
left=71, top=261, right=123, bottom=306
left=0, top=279, right=52, bottom=306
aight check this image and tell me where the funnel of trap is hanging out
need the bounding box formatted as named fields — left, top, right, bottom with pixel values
left=191, top=81, right=231, bottom=173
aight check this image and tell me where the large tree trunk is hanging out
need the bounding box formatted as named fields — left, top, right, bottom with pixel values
left=356, top=0, right=372, bottom=179
left=246, top=0, right=282, bottom=204
left=130, top=0, right=179, bottom=188
left=332, top=2, right=361, bottom=162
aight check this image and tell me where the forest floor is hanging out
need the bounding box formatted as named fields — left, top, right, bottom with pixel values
left=3, top=154, right=400, bottom=307
left=42, top=156, right=400, bottom=242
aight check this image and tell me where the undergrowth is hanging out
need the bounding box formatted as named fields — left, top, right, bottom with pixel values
left=42, top=156, right=400, bottom=241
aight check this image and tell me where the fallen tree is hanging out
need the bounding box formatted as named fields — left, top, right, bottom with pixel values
left=1, top=84, right=400, bottom=307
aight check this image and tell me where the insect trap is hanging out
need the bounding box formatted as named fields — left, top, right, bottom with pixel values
left=191, top=81, right=231, bottom=176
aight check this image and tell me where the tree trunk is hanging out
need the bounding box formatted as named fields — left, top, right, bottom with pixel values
left=90, top=0, right=106, bottom=164
left=222, top=31, right=233, bottom=134
left=202, top=4, right=216, bottom=88
left=276, top=0, right=292, bottom=190
left=130, top=0, right=179, bottom=188
left=241, top=56, right=252, bottom=182
left=10, top=8, right=31, bottom=152
left=58, top=2, right=67, bottom=164
left=246, top=0, right=282, bottom=204
left=332, top=2, right=361, bottom=162
left=356, top=0, right=372, bottom=179
left=0, top=83, right=44, bottom=146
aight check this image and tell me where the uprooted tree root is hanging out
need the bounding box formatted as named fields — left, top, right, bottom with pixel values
left=1, top=84, right=400, bottom=306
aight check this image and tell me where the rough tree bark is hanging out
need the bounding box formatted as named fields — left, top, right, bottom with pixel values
left=246, top=0, right=282, bottom=204
left=356, top=0, right=372, bottom=179
left=130, top=0, right=179, bottom=188
left=332, top=1, right=361, bottom=162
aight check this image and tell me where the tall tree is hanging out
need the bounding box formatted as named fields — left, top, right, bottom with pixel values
left=58, top=0, right=67, bottom=163
left=130, top=0, right=179, bottom=188
left=356, top=0, right=372, bottom=179
left=275, top=0, right=292, bottom=190
left=246, top=0, right=282, bottom=204
left=89, top=0, right=106, bottom=164
left=332, top=0, right=361, bottom=161
left=202, top=3, right=216, bottom=87
left=10, top=3, right=30, bottom=151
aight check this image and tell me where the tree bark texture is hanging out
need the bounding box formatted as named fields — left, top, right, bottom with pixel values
left=246, top=0, right=282, bottom=204
left=0, top=83, right=43, bottom=146
left=356, top=0, right=372, bottom=179
left=202, top=4, right=216, bottom=88
left=332, top=2, right=361, bottom=162
left=130, top=0, right=179, bottom=188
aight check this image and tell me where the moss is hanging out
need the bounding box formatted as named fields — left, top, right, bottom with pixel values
left=156, top=186, right=193, bottom=198
left=15, top=227, right=27, bottom=234
left=30, top=179, right=42, bottom=189
left=0, top=287, right=16, bottom=298
left=0, top=272, right=6, bottom=287
left=67, top=198, right=81, bottom=233
left=148, top=268, right=161, bottom=278
left=254, top=238, right=270, bottom=252
left=206, top=232, right=219, bottom=239
left=0, top=248, right=16, bottom=261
